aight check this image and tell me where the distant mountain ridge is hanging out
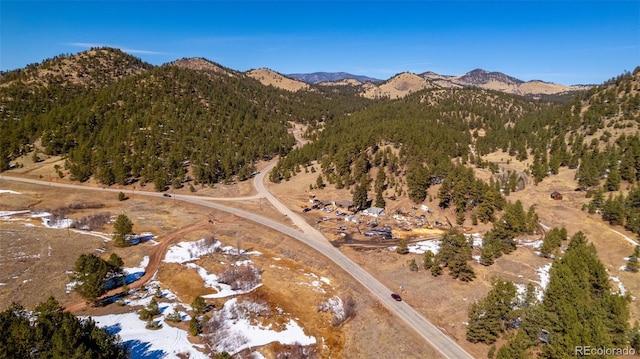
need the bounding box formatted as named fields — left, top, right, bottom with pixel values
left=288, top=68, right=591, bottom=98
left=287, top=72, right=382, bottom=84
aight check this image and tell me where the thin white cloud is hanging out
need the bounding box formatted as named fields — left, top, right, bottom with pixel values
left=66, top=42, right=169, bottom=55
left=120, top=48, right=168, bottom=55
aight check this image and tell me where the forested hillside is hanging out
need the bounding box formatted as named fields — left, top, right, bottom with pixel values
left=468, top=232, right=637, bottom=358
left=270, top=87, right=553, bottom=217
left=0, top=48, right=372, bottom=188
left=272, top=67, right=640, bottom=236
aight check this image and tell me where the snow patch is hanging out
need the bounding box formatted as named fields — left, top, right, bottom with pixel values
left=534, top=263, right=552, bottom=302
left=91, top=312, right=208, bottom=359
left=465, top=233, right=483, bottom=248
left=72, top=230, right=112, bottom=241
left=30, top=211, right=51, bottom=218
left=391, top=240, right=440, bottom=254
left=0, top=190, right=21, bottom=194
left=519, top=239, right=543, bottom=249
left=318, top=296, right=344, bottom=322
left=210, top=297, right=315, bottom=355
left=609, top=276, right=627, bottom=296
left=0, top=210, right=30, bottom=217
left=164, top=238, right=221, bottom=263
left=42, top=217, right=73, bottom=229
left=123, top=256, right=148, bottom=284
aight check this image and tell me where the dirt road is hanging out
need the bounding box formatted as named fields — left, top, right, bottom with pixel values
left=64, top=220, right=212, bottom=313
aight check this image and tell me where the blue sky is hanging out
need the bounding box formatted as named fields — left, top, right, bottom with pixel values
left=2, top=1, right=639, bottom=85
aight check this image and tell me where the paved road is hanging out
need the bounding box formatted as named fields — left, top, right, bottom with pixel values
left=0, top=173, right=474, bottom=359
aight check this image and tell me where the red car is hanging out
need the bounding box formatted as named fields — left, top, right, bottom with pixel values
left=391, top=293, right=402, bottom=301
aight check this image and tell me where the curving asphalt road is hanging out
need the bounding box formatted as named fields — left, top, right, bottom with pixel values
left=0, top=171, right=474, bottom=359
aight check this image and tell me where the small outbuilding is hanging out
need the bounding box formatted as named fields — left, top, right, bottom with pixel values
left=334, top=200, right=355, bottom=211
left=363, top=207, right=385, bottom=218
left=550, top=191, right=563, bottom=200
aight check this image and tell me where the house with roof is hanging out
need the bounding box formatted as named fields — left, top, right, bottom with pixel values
left=363, top=207, right=385, bottom=218
left=334, top=200, right=355, bottom=211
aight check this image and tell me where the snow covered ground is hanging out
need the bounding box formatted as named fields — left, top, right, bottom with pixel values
left=609, top=276, right=627, bottom=296
left=87, top=239, right=318, bottom=358
left=390, top=239, right=440, bottom=254
left=92, top=310, right=209, bottom=359
left=533, top=263, right=552, bottom=302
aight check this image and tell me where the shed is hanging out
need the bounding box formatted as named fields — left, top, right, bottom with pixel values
left=334, top=200, right=354, bottom=209
left=550, top=191, right=563, bottom=200
left=363, top=207, right=386, bottom=218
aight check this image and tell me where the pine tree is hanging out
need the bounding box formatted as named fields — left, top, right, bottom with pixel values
left=627, top=245, right=640, bottom=272
left=191, top=296, right=206, bottom=314
left=466, top=278, right=517, bottom=344
left=519, top=231, right=632, bottom=358
left=438, top=229, right=474, bottom=280
left=495, top=331, right=531, bottom=359
left=406, top=162, right=430, bottom=203
left=423, top=250, right=434, bottom=269
left=606, top=165, right=622, bottom=191
left=71, top=253, right=123, bottom=304
left=189, top=316, right=200, bottom=336
left=352, top=184, right=368, bottom=211
left=113, top=214, right=133, bottom=247
left=0, top=297, right=128, bottom=359
left=374, top=190, right=386, bottom=208
left=409, top=258, right=419, bottom=271
left=539, top=227, right=565, bottom=258
left=479, top=244, right=495, bottom=266
left=396, top=239, right=409, bottom=255
left=316, top=174, right=325, bottom=189
left=430, top=263, right=442, bottom=276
